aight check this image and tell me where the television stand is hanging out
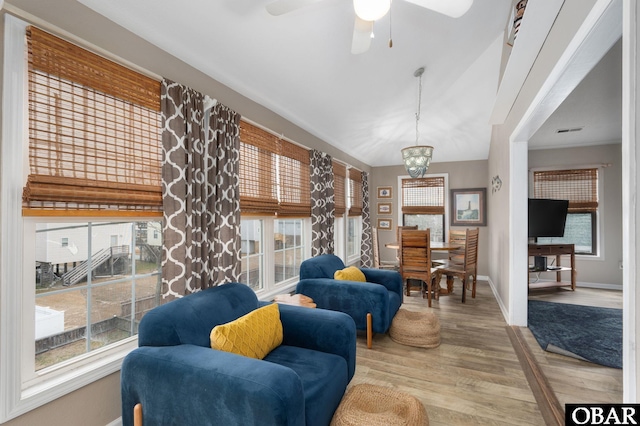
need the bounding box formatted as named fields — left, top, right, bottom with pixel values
left=528, top=243, right=576, bottom=291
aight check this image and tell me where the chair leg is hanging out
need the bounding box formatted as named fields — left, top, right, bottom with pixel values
left=425, top=278, right=432, bottom=307
left=134, top=403, right=143, bottom=426
left=366, top=313, right=372, bottom=349
left=472, top=274, right=477, bottom=298
left=461, top=277, right=467, bottom=303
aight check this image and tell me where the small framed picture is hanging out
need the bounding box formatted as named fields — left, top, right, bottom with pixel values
left=450, top=188, right=487, bottom=226
left=377, top=218, right=392, bottom=230
left=377, top=186, right=392, bottom=199
left=377, top=203, right=392, bottom=215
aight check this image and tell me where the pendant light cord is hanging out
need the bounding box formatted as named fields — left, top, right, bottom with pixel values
left=415, top=69, right=422, bottom=145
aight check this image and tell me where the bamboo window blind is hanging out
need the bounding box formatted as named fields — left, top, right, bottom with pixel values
left=239, top=121, right=311, bottom=217
left=401, top=176, right=445, bottom=215
left=23, top=26, right=162, bottom=215
left=333, top=161, right=347, bottom=216
left=347, top=168, right=363, bottom=216
left=533, top=168, right=599, bottom=212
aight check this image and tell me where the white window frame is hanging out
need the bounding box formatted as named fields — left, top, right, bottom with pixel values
left=396, top=173, right=450, bottom=240
left=345, top=216, right=362, bottom=265
left=240, top=216, right=312, bottom=301
left=0, top=16, right=155, bottom=421
left=528, top=165, right=605, bottom=260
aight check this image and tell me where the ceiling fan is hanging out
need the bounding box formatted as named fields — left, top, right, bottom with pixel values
left=265, top=0, right=474, bottom=54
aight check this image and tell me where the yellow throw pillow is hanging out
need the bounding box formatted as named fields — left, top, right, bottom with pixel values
left=334, top=266, right=366, bottom=282
left=210, top=303, right=283, bottom=360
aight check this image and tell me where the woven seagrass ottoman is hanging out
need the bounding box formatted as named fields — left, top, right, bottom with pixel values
left=331, top=383, right=428, bottom=426
left=389, top=308, right=440, bottom=348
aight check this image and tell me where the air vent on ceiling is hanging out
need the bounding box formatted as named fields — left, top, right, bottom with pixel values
left=556, top=127, right=583, bottom=134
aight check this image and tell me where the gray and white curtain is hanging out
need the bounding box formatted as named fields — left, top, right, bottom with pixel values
left=360, top=171, right=373, bottom=267
left=161, top=78, right=241, bottom=298
left=310, top=150, right=335, bottom=256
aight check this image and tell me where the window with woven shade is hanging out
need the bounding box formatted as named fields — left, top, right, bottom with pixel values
left=532, top=168, right=598, bottom=212
left=239, top=122, right=279, bottom=215
left=532, top=168, right=599, bottom=255
left=279, top=140, right=311, bottom=217
left=401, top=177, right=445, bottom=214
left=23, top=26, right=162, bottom=215
left=333, top=160, right=347, bottom=216
left=401, top=176, right=446, bottom=242
left=239, top=121, right=311, bottom=217
left=347, top=167, right=363, bottom=216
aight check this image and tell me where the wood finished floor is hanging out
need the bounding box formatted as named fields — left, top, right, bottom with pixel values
left=348, top=283, right=623, bottom=425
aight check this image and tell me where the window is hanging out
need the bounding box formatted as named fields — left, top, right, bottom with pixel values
left=274, top=219, right=304, bottom=283
left=33, top=221, right=161, bottom=371
left=332, top=161, right=347, bottom=259
left=400, top=175, right=447, bottom=242
left=346, top=167, right=363, bottom=263
left=1, top=17, right=163, bottom=420
left=238, top=122, right=312, bottom=293
left=240, top=219, right=264, bottom=291
left=532, top=168, right=599, bottom=255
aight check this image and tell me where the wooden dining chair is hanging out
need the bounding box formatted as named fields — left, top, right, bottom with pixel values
left=372, top=226, right=398, bottom=270
left=433, top=228, right=466, bottom=266
left=398, top=228, right=439, bottom=307
left=433, top=228, right=479, bottom=303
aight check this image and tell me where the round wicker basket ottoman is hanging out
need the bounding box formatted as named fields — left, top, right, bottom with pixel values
left=331, top=383, right=428, bottom=426
left=389, top=309, right=441, bottom=348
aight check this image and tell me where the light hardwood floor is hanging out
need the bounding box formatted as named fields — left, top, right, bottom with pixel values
left=348, top=282, right=622, bottom=425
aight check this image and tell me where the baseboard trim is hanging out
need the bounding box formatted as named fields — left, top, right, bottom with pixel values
left=106, top=418, right=122, bottom=426
left=576, top=281, right=622, bottom=291
left=506, top=326, right=564, bottom=426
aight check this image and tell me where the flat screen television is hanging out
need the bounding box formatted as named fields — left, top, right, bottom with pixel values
left=528, top=198, right=569, bottom=239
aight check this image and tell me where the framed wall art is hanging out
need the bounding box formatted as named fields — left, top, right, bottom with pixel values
left=377, top=203, right=392, bottom=215
left=450, top=188, right=487, bottom=226
left=377, top=218, right=392, bottom=230
left=377, top=186, right=392, bottom=199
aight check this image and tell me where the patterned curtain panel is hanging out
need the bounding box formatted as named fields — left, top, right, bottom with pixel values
left=360, top=171, right=373, bottom=267
left=161, top=78, right=241, bottom=298
left=208, top=103, right=242, bottom=285
left=310, top=150, right=335, bottom=257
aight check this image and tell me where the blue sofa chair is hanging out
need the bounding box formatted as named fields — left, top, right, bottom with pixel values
left=121, top=283, right=356, bottom=426
left=296, top=254, right=403, bottom=349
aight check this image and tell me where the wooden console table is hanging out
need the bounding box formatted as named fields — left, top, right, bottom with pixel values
left=528, top=243, right=576, bottom=291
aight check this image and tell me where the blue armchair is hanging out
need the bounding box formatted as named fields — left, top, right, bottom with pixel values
left=296, top=254, right=402, bottom=349
left=121, top=283, right=356, bottom=426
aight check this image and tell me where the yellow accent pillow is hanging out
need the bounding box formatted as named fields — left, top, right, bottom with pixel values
left=210, top=303, right=283, bottom=360
left=334, top=266, right=366, bottom=282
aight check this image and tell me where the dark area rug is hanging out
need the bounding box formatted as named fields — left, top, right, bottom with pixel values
left=527, top=300, right=622, bottom=369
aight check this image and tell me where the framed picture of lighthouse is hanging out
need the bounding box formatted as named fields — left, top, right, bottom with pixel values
left=451, top=188, right=487, bottom=226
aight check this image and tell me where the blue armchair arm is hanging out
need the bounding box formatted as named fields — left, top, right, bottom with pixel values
left=361, top=268, right=403, bottom=299
left=277, top=303, right=356, bottom=380
left=296, top=278, right=393, bottom=334
left=121, top=344, right=305, bottom=426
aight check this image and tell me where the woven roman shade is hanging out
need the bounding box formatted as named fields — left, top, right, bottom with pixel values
left=401, top=177, right=445, bottom=214
left=533, top=168, right=598, bottom=212
left=348, top=168, right=363, bottom=216
left=279, top=140, right=311, bottom=217
left=333, top=161, right=347, bottom=216
left=239, top=121, right=311, bottom=217
left=239, top=122, right=279, bottom=214
left=23, top=26, right=162, bottom=215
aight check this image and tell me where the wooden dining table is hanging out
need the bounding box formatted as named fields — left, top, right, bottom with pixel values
left=385, top=240, right=462, bottom=295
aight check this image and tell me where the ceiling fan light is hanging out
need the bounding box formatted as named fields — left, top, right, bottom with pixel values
left=353, top=0, right=390, bottom=21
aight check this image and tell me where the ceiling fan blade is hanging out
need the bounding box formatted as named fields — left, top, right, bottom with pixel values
left=351, top=16, right=373, bottom=55
left=402, top=0, right=473, bottom=18
left=265, top=0, right=324, bottom=16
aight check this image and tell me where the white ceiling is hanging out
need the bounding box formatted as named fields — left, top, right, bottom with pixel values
left=77, top=0, right=512, bottom=167
left=529, top=38, right=622, bottom=149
